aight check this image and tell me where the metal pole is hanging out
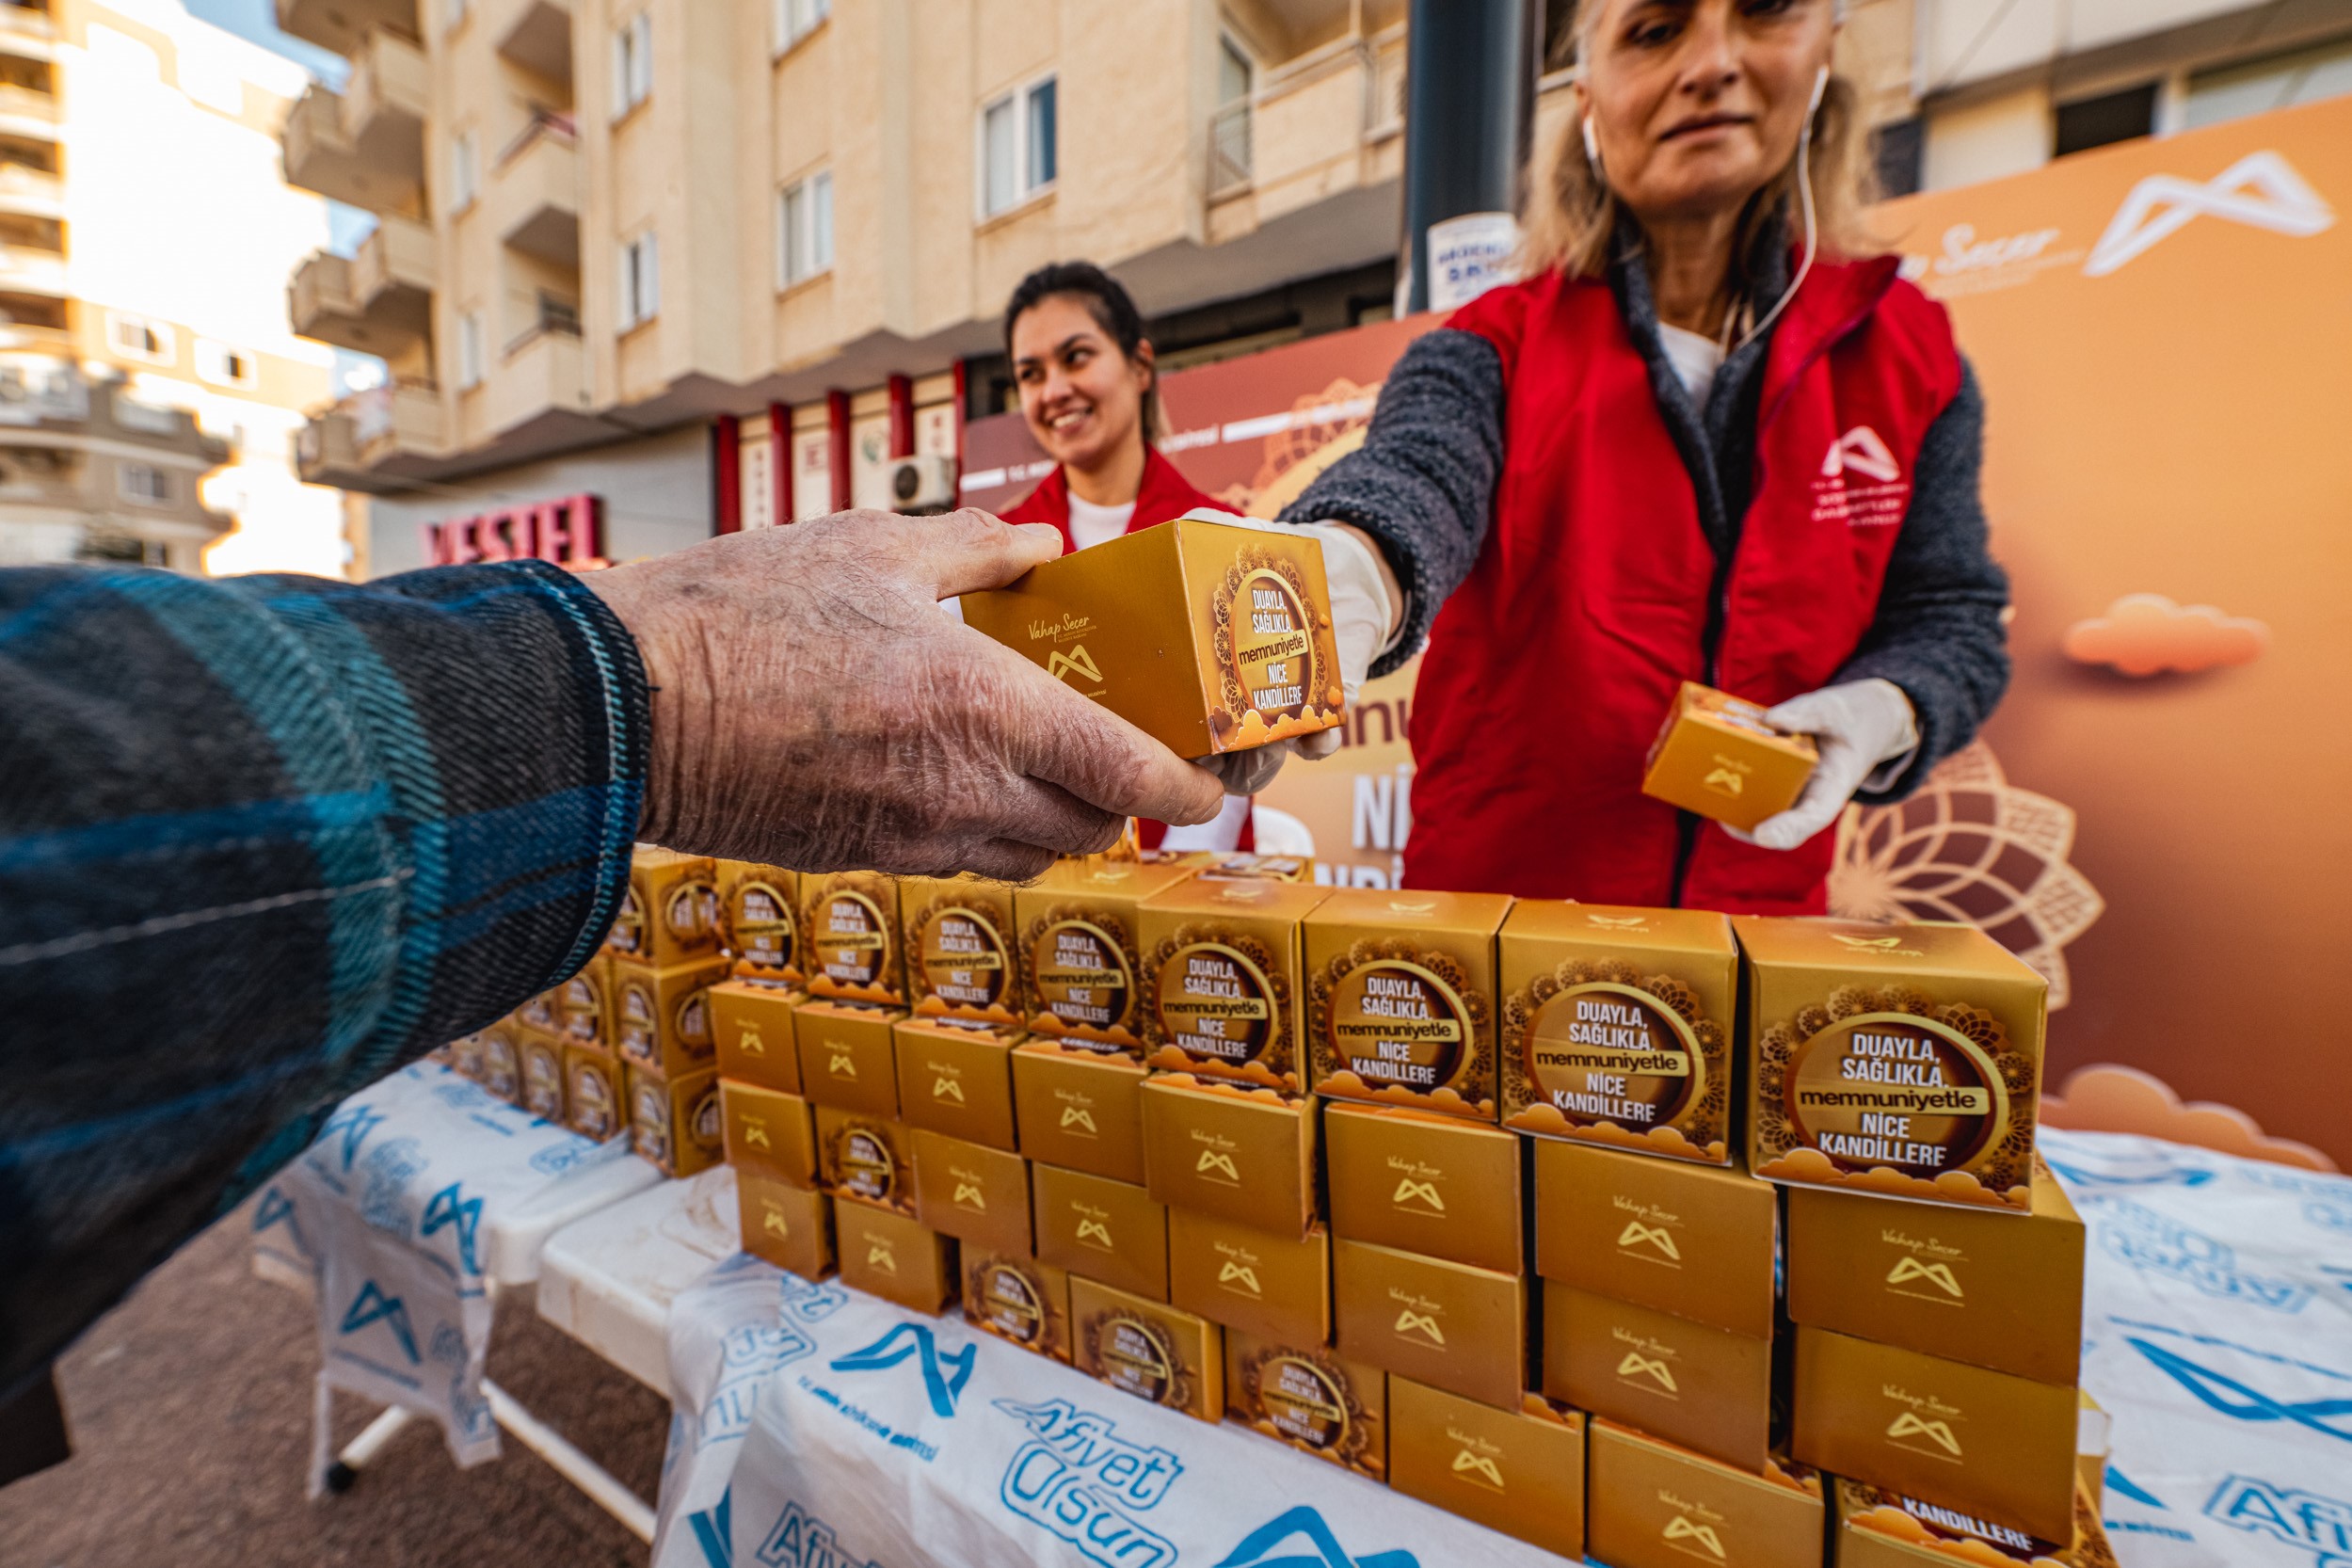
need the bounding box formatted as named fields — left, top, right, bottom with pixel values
left=1400, top=0, right=1537, bottom=312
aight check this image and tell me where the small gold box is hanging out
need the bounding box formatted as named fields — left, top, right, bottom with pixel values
left=1325, top=1103, right=1523, bottom=1273
left=1387, top=1379, right=1586, bottom=1560
left=477, top=1022, right=521, bottom=1101
left=448, top=1032, right=487, bottom=1081
left=798, top=870, right=906, bottom=1006
left=563, top=1046, right=624, bottom=1141
left=1542, top=1284, right=1774, bottom=1473
left=1833, top=1477, right=2113, bottom=1568
left=516, top=987, right=561, bottom=1036
left=518, top=1032, right=567, bottom=1123
left=1587, top=1419, right=1826, bottom=1568
left=909, top=1128, right=1032, bottom=1256
left=964, top=1250, right=1071, bottom=1361
left=606, top=848, right=721, bottom=968
left=627, top=1064, right=724, bottom=1178
left=714, top=860, right=802, bottom=984
left=898, top=875, right=1023, bottom=1028
left=1224, top=1330, right=1385, bottom=1480
left=1332, top=1237, right=1525, bottom=1412
left=1533, top=1138, right=1779, bottom=1338
left=813, top=1104, right=915, bottom=1217
left=1196, top=853, right=1316, bottom=884
left=1641, top=680, right=1819, bottom=832
left=1070, top=1276, right=1224, bottom=1423
left=1032, top=1162, right=1170, bottom=1302
left=1789, top=1157, right=2084, bottom=1383
left=962, top=515, right=1345, bottom=759
left=1793, top=1324, right=2079, bottom=1543
left=612, top=955, right=731, bottom=1080
left=737, top=1168, right=834, bottom=1280
left=1140, top=1074, right=1319, bottom=1236
left=1168, top=1208, right=1330, bottom=1345
left=1737, top=918, right=2049, bottom=1213
left=892, top=1017, right=1021, bottom=1151
left=1498, top=901, right=1739, bottom=1164
left=792, top=999, right=904, bottom=1118
left=1015, top=858, right=1200, bottom=1049
left=720, top=1079, right=818, bottom=1187
left=1012, top=1036, right=1149, bottom=1184
left=709, top=979, right=806, bottom=1094
left=1304, top=887, right=1512, bottom=1120
left=555, top=956, right=614, bottom=1052
left=1139, top=877, right=1326, bottom=1091
left=836, top=1202, right=956, bottom=1314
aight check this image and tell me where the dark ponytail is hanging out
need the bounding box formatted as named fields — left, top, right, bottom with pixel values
left=1003, top=260, right=1162, bottom=442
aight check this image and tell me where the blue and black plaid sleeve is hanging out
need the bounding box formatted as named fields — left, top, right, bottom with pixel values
left=0, top=558, right=648, bottom=1404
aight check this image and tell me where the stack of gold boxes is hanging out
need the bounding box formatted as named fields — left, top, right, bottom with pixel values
left=710, top=859, right=830, bottom=1279
left=606, top=849, right=727, bottom=1176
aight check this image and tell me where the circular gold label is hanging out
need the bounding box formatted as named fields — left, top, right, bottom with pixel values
left=674, top=988, right=712, bottom=1047
left=1228, top=567, right=1319, bottom=724
left=1786, top=1013, right=2003, bottom=1177
left=839, top=1128, right=896, bottom=1201
left=608, top=889, right=646, bottom=955
left=632, top=1080, right=670, bottom=1161
left=481, top=1035, right=520, bottom=1096
left=921, top=905, right=1009, bottom=1010
left=689, top=1084, right=722, bottom=1146
left=518, top=992, right=556, bottom=1030
left=570, top=1062, right=614, bottom=1136
left=1526, top=983, right=1703, bottom=1131
left=814, top=890, right=890, bottom=988
left=619, top=983, right=656, bottom=1062
left=560, top=973, right=605, bottom=1044
left=1098, top=1316, right=1176, bottom=1404
left=978, top=1264, right=1045, bottom=1344
left=664, top=880, right=716, bottom=942
left=731, top=879, right=796, bottom=968
left=1032, top=919, right=1133, bottom=1032
left=1155, top=941, right=1275, bottom=1067
left=1328, top=959, right=1469, bottom=1092
left=1258, top=1356, right=1350, bottom=1451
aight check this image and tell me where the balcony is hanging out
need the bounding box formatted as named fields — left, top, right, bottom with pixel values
left=0, top=160, right=60, bottom=217
left=295, top=407, right=364, bottom=486
left=0, top=81, right=56, bottom=138
left=276, top=0, right=417, bottom=60
left=351, top=212, right=433, bottom=336
left=1206, top=25, right=1407, bottom=242
left=0, top=239, right=62, bottom=295
left=489, top=0, right=572, bottom=84
left=482, top=322, right=586, bottom=440
left=280, top=79, right=419, bottom=214
left=0, top=6, right=53, bottom=58
left=493, top=114, right=580, bottom=267
left=355, top=377, right=443, bottom=465
left=343, top=27, right=426, bottom=184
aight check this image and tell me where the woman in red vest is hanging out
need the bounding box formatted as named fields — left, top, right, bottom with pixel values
left=1270, top=0, right=2010, bottom=916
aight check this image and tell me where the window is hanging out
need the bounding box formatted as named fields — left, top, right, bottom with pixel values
left=618, top=232, right=659, bottom=329
left=774, top=0, right=828, bottom=53
left=1872, top=117, right=1925, bottom=200
left=456, top=311, right=484, bottom=389
left=777, top=170, right=833, bottom=287
left=978, top=75, right=1056, bottom=217
left=196, top=339, right=255, bottom=389
left=106, top=311, right=175, bottom=365
left=613, top=12, right=652, bottom=119
left=1211, top=34, right=1255, bottom=192
left=450, top=129, right=479, bottom=211
left=2185, top=35, right=2352, bottom=131
left=120, top=463, right=171, bottom=505
left=2053, top=84, right=2157, bottom=159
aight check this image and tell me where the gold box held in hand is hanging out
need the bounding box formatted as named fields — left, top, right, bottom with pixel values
left=961, top=516, right=1346, bottom=758
left=1641, top=681, right=1818, bottom=832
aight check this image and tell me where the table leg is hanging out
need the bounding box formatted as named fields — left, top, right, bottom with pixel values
left=323, top=1403, right=415, bottom=1493
left=483, top=1379, right=656, bottom=1544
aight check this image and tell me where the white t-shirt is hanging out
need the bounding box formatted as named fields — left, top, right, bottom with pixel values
left=1066, top=494, right=1137, bottom=552
left=1657, top=323, right=1726, bottom=407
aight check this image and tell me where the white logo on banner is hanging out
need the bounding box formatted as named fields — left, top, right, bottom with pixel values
left=2085, top=151, right=2334, bottom=277
left=1821, top=426, right=1900, bottom=484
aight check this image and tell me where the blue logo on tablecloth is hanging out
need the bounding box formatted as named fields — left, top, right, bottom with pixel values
left=994, top=1398, right=1183, bottom=1568
left=2204, top=1475, right=2352, bottom=1565
left=686, top=1486, right=733, bottom=1567
left=2092, top=1198, right=2310, bottom=1311
left=2129, top=1336, right=2352, bottom=1442
left=753, top=1499, right=887, bottom=1568
left=779, top=1276, right=849, bottom=1323
left=696, top=1324, right=819, bottom=1450
left=421, top=1182, right=485, bottom=1275
left=252, top=1186, right=306, bottom=1255
left=828, top=1323, right=974, bottom=1418
left=1216, top=1506, right=1420, bottom=1568
left=317, top=1104, right=387, bottom=1171
left=340, top=1280, right=420, bottom=1364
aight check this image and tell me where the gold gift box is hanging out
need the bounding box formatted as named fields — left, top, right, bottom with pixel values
left=714, top=860, right=802, bottom=984
left=479, top=1023, right=521, bottom=1102
left=1542, top=1284, right=1774, bottom=1473
left=798, top=870, right=906, bottom=1007
left=792, top=999, right=904, bottom=1118
left=1304, top=888, right=1512, bottom=1121
left=813, top=1104, right=915, bottom=1218
left=1387, top=1379, right=1586, bottom=1560
left=612, top=955, right=730, bottom=1080
left=1224, top=1330, right=1385, bottom=1480
left=737, top=1168, right=834, bottom=1280
left=709, top=979, right=807, bottom=1094
left=1012, top=1036, right=1150, bottom=1184
left=1498, top=901, right=1738, bottom=1164
left=909, top=1128, right=1032, bottom=1257
left=1032, top=1162, right=1170, bottom=1302
left=1139, top=1073, right=1319, bottom=1236
left=1794, top=1323, right=2079, bottom=1544
left=1196, top=853, right=1316, bottom=884
left=896, top=874, right=1023, bottom=1028
left=1587, top=1419, right=1825, bottom=1568
left=836, top=1203, right=956, bottom=1315
left=1139, top=877, right=1326, bottom=1091
left=1324, top=1103, right=1523, bottom=1274
left=627, top=1064, right=723, bottom=1178
left=519, top=1032, right=567, bottom=1123
left=517, top=987, right=561, bottom=1036
left=1833, top=1477, right=2116, bottom=1568
left=1168, top=1208, right=1330, bottom=1346
left=1015, top=858, right=1199, bottom=1050
left=556, top=955, right=614, bottom=1052
left=1533, top=1138, right=1778, bottom=1337
left=893, top=1017, right=1021, bottom=1151
left=1640, top=680, right=1818, bottom=832
left=720, top=1079, right=818, bottom=1187
left=606, top=848, right=721, bottom=968
left=1788, top=1156, right=2084, bottom=1384
left=1736, top=918, right=2048, bottom=1214
left=1070, top=1276, right=1224, bottom=1423
left=563, top=1046, right=624, bottom=1141
left=1332, top=1237, right=1525, bottom=1412
left=962, top=515, right=1345, bottom=759
left=963, top=1250, right=1070, bottom=1361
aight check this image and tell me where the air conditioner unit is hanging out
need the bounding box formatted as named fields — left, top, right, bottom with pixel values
left=887, top=453, right=959, bottom=514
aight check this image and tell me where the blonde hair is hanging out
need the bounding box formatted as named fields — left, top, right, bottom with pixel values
left=1520, top=0, right=1881, bottom=281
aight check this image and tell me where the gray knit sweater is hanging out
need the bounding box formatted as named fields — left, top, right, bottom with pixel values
left=1279, top=242, right=2010, bottom=804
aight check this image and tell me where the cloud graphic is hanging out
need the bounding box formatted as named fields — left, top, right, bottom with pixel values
left=2061, top=593, right=2268, bottom=677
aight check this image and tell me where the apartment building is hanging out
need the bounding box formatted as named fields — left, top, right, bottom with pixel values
left=0, top=0, right=344, bottom=574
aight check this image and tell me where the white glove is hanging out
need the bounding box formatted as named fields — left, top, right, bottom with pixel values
left=1190, top=514, right=1396, bottom=794
left=1731, top=679, right=1919, bottom=852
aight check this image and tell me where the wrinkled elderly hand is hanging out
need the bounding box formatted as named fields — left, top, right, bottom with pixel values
left=586, top=509, right=1224, bottom=880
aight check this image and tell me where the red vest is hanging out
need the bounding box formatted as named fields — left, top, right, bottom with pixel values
left=1407, top=256, right=1961, bottom=915
left=999, top=446, right=1220, bottom=550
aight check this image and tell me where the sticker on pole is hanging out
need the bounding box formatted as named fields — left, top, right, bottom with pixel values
left=1426, top=213, right=1520, bottom=312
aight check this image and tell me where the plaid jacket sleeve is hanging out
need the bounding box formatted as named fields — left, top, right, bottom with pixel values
left=0, top=559, right=648, bottom=1403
